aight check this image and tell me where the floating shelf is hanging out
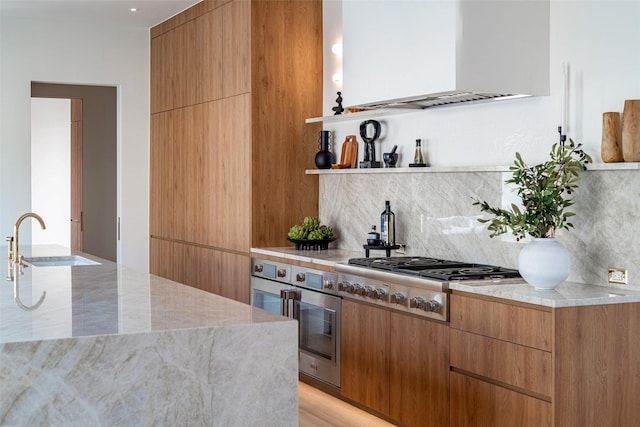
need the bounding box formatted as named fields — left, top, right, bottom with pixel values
left=582, top=162, right=640, bottom=170
left=306, top=162, right=640, bottom=175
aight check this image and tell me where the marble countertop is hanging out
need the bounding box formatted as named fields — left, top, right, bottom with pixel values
left=448, top=280, right=640, bottom=308
left=251, top=246, right=363, bottom=268
left=1, top=245, right=286, bottom=344
left=251, top=246, right=640, bottom=308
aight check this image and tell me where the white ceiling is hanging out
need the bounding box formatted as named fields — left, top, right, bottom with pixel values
left=0, top=0, right=202, bottom=28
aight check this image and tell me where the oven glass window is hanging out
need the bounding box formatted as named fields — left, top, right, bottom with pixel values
left=253, top=289, right=281, bottom=316
left=298, top=302, right=336, bottom=361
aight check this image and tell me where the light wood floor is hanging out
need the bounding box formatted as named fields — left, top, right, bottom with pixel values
left=299, top=382, right=394, bottom=427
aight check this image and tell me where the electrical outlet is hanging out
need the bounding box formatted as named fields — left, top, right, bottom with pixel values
left=608, top=268, right=628, bottom=284
left=396, top=242, right=406, bottom=255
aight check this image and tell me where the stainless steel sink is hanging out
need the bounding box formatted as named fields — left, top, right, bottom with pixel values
left=23, top=255, right=101, bottom=267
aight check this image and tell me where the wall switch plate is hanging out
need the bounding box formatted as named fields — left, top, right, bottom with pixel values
left=395, top=242, right=406, bottom=255
left=608, top=268, right=628, bottom=284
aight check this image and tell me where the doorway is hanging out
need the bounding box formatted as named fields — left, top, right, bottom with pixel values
left=30, top=83, right=117, bottom=262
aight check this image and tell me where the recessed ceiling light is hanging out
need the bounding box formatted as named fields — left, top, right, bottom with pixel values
left=130, top=8, right=138, bottom=13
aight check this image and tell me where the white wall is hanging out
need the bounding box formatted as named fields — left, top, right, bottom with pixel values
left=0, top=16, right=150, bottom=272
left=30, top=97, right=71, bottom=247
left=325, top=0, right=640, bottom=168
left=319, top=0, right=640, bottom=288
left=323, top=0, right=343, bottom=113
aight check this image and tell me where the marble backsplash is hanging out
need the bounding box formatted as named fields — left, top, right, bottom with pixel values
left=319, top=169, right=640, bottom=290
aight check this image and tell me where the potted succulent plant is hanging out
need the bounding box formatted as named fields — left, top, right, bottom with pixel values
left=473, top=139, right=592, bottom=289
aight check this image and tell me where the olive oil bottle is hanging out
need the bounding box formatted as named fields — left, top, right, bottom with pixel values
left=380, top=201, right=395, bottom=246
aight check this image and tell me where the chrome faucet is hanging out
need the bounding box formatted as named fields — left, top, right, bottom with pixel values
left=7, top=212, right=46, bottom=267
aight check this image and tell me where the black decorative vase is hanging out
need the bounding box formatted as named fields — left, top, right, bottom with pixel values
left=315, top=130, right=335, bottom=169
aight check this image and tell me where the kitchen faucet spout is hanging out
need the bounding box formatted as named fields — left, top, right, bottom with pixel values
left=10, top=212, right=46, bottom=266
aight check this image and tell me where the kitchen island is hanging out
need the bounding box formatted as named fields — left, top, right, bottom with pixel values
left=1, top=245, right=297, bottom=426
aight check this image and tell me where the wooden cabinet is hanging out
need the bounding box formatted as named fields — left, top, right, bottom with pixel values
left=341, top=299, right=449, bottom=426
left=149, top=0, right=322, bottom=303
left=450, top=329, right=552, bottom=398
left=450, top=372, right=552, bottom=427
left=553, top=302, right=640, bottom=426
left=341, top=299, right=390, bottom=416
left=450, top=292, right=640, bottom=426
left=389, top=311, right=449, bottom=427
left=450, top=294, right=552, bottom=427
left=150, top=238, right=250, bottom=302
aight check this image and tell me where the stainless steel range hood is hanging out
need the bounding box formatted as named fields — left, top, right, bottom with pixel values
left=351, top=91, right=530, bottom=111
left=341, top=0, right=550, bottom=111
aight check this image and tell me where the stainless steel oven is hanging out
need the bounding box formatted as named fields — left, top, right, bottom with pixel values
left=251, top=258, right=341, bottom=388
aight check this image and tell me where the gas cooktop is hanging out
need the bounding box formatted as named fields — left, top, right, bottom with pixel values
left=337, top=256, right=522, bottom=322
left=348, top=256, right=521, bottom=281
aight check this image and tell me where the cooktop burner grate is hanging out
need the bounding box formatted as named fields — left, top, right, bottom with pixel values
left=418, top=266, right=521, bottom=281
left=348, top=256, right=520, bottom=281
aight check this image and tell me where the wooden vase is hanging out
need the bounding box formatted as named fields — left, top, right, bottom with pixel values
left=622, top=99, right=640, bottom=162
left=601, top=112, right=623, bottom=163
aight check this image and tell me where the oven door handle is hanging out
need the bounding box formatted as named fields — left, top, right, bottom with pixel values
left=280, top=288, right=301, bottom=318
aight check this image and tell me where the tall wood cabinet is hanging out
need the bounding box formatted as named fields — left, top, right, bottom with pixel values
left=149, top=0, right=322, bottom=303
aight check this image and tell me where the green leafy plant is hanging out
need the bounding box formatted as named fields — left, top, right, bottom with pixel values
left=473, top=139, right=592, bottom=241
left=288, top=216, right=335, bottom=240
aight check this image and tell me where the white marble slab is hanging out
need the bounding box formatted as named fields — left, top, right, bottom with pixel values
left=318, top=168, right=640, bottom=292
left=1, top=245, right=297, bottom=426
left=2, top=245, right=286, bottom=343
left=251, top=246, right=362, bottom=268
left=449, top=280, right=640, bottom=308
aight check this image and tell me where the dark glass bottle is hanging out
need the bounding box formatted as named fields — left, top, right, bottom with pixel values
left=380, top=200, right=395, bottom=246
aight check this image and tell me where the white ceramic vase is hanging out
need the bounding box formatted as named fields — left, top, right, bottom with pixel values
left=518, top=237, right=570, bottom=290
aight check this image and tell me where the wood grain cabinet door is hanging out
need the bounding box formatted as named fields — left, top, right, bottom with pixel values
left=70, top=98, right=83, bottom=251
left=390, top=313, right=450, bottom=427
left=450, top=372, right=552, bottom=427
left=149, top=0, right=321, bottom=304
left=341, top=299, right=390, bottom=416
left=449, top=293, right=553, bottom=427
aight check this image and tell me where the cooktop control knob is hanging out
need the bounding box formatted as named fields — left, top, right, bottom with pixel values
left=324, top=279, right=334, bottom=290
left=374, top=288, right=387, bottom=300
left=410, top=296, right=427, bottom=310
left=390, top=292, right=406, bottom=304
left=364, top=286, right=376, bottom=298
left=427, top=299, right=442, bottom=313
left=338, top=281, right=350, bottom=292
left=353, top=284, right=364, bottom=295
left=296, top=273, right=305, bottom=283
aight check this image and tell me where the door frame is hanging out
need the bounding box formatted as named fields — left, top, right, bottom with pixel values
left=31, top=82, right=117, bottom=262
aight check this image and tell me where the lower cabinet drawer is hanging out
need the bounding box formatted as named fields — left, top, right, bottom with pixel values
left=450, top=372, right=552, bottom=427
left=450, top=329, right=552, bottom=398
left=450, top=294, right=552, bottom=351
